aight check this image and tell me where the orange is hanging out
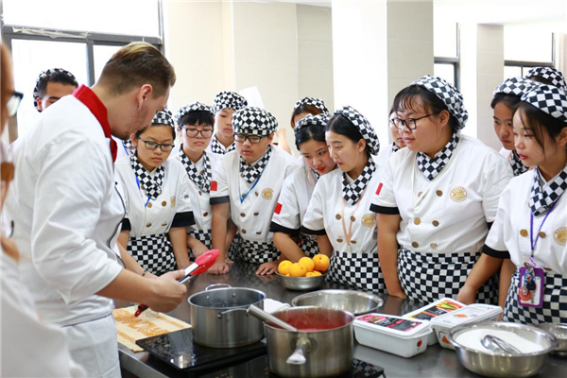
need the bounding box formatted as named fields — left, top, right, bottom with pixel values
left=278, top=260, right=293, bottom=275
left=298, top=257, right=315, bottom=273
left=289, top=263, right=307, bottom=277
left=306, top=271, right=322, bottom=277
left=313, top=254, right=330, bottom=272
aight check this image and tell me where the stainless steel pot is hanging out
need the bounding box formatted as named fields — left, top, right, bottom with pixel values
left=265, top=306, right=354, bottom=378
left=291, top=289, right=383, bottom=315
left=188, top=284, right=266, bottom=348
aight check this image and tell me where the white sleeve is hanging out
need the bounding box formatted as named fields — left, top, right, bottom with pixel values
left=369, top=157, right=399, bottom=214
left=483, top=182, right=512, bottom=259
left=31, top=135, right=122, bottom=304
left=210, top=155, right=230, bottom=204
left=302, top=179, right=326, bottom=234
left=482, top=156, right=513, bottom=223
left=271, top=176, right=301, bottom=235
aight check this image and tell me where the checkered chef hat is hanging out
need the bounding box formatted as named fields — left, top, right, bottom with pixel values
left=525, top=67, right=567, bottom=92
left=410, top=75, right=469, bottom=130
left=493, top=77, right=539, bottom=98
left=213, top=91, right=248, bottom=113
left=294, top=97, right=330, bottom=115
left=152, top=110, right=175, bottom=127
left=233, top=107, right=278, bottom=137
left=33, top=68, right=77, bottom=112
left=521, top=84, right=567, bottom=123
left=333, top=106, right=380, bottom=156
left=175, top=102, right=214, bottom=124
left=294, top=113, right=330, bottom=138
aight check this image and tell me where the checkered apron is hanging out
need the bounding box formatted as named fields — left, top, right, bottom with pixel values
left=397, top=247, right=498, bottom=304
left=235, top=238, right=280, bottom=264
left=327, top=251, right=385, bottom=294
left=127, top=234, right=176, bottom=276
left=503, top=270, right=567, bottom=325
left=187, top=229, right=212, bottom=260
left=298, top=234, right=319, bottom=258
left=227, top=234, right=240, bottom=261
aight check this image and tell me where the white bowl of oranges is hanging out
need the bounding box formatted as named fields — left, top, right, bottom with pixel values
left=275, top=255, right=330, bottom=291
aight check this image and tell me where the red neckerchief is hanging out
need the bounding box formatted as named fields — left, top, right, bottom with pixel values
left=73, top=85, right=117, bottom=162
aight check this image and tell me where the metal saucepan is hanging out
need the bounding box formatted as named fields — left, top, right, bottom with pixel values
left=187, top=284, right=266, bottom=348
left=291, top=289, right=383, bottom=315
left=537, top=323, right=567, bottom=357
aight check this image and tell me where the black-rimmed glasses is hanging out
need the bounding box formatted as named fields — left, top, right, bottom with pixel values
left=7, top=92, right=23, bottom=118
left=234, top=133, right=264, bottom=144
left=184, top=127, right=213, bottom=139
left=393, top=112, right=439, bottom=131
left=136, top=136, right=175, bottom=151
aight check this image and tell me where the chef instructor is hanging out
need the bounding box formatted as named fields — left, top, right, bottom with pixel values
left=7, top=42, right=187, bottom=377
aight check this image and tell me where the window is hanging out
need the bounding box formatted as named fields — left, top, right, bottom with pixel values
left=434, top=22, right=459, bottom=89
left=503, top=25, right=554, bottom=79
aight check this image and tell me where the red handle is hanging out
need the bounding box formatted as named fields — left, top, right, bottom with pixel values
left=190, top=249, right=220, bottom=276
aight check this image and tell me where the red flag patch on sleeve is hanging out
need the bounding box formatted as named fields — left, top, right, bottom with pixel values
left=275, top=203, right=283, bottom=214
left=211, top=181, right=218, bottom=192
left=376, top=183, right=383, bottom=195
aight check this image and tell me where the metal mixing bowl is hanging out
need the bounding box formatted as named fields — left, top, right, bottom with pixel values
left=275, top=272, right=327, bottom=291
left=448, top=321, right=558, bottom=378
left=537, top=323, right=567, bottom=357
left=291, top=289, right=383, bottom=315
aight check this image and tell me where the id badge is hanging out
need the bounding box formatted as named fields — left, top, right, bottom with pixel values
left=518, top=267, right=545, bottom=308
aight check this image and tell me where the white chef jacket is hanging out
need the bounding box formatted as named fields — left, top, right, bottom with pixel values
left=210, top=147, right=301, bottom=243
left=371, top=135, right=513, bottom=255
left=6, top=89, right=124, bottom=326
left=113, top=136, right=132, bottom=160
left=484, top=169, right=567, bottom=276
left=115, top=157, right=194, bottom=238
left=376, top=143, right=395, bottom=170
left=171, top=151, right=222, bottom=234
left=302, top=167, right=382, bottom=255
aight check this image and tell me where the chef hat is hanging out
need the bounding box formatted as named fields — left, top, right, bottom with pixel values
left=521, top=84, right=567, bottom=123
left=233, top=107, right=278, bottom=137
left=175, top=102, right=214, bottom=125
left=525, top=67, right=567, bottom=93
left=294, top=113, right=330, bottom=139
left=410, top=75, right=469, bottom=130
left=152, top=110, right=175, bottom=128
left=332, top=106, right=380, bottom=156
left=493, top=77, right=540, bottom=98
left=33, top=68, right=77, bottom=112
left=213, top=91, right=248, bottom=113
left=294, top=97, right=330, bottom=115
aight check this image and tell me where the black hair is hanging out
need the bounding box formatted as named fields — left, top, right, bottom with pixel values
left=529, top=76, right=554, bottom=86
left=178, top=110, right=215, bottom=130
left=290, top=104, right=323, bottom=128
left=326, top=114, right=372, bottom=157
left=392, top=85, right=459, bottom=133
left=516, top=102, right=567, bottom=153
left=135, top=124, right=176, bottom=140
left=295, top=124, right=327, bottom=150
left=491, top=93, right=521, bottom=110
left=36, top=71, right=79, bottom=98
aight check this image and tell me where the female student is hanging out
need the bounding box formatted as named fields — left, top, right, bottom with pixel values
left=208, top=107, right=301, bottom=275
left=473, top=84, right=567, bottom=324
left=278, top=97, right=329, bottom=154
left=116, top=110, right=195, bottom=275
left=268, top=114, right=336, bottom=267
left=302, top=106, right=384, bottom=293
left=172, top=102, right=222, bottom=259
left=371, top=75, right=513, bottom=303
left=207, top=91, right=248, bottom=155
left=377, top=108, right=406, bottom=168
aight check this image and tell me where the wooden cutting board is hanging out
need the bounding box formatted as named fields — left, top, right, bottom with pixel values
left=113, top=306, right=191, bottom=352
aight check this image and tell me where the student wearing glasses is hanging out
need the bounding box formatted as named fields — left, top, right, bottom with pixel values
left=208, top=107, right=301, bottom=274
left=371, top=75, right=513, bottom=303
left=116, top=110, right=195, bottom=276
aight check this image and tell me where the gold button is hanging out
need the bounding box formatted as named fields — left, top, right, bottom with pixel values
left=337, top=238, right=343, bottom=243
left=240, top=173, right=244, bottom=178
left=430, top=243, right=437, bottom=248
left=538, top=231, right=546, bottom=238
left=203, top=212, right=208, bottom=217
left=141, top=185, right=146, bottom=190
left=146, top=223, right=152, bottom=227
left=198, top=191, right=202, bottom=196
left=544, top=266, right=552, bottom=271
left=254, top=212, right=259, bottom=216
left=161, top=223, right=167, bottom=226
left=335, top=214, right=341, bottom=220
left=147, top=202, right=153, bottom=208
left=524, top=262, right=530, bottom=268
left=414, top=218, right=421, bottom=225
left=162, top=201, right=167, bottom=207
left=240, top=213, right=246, bottom=217
left=350, top=216, right=356, bottom=222
left=242, top=229, right=247, bottom=234
left=351, top=240, right=357, bottom=244
left=255, top=191, right=259, bottom=197
left=520, top=229, right=528, bottom=237
left=412, top=242, right=419, bottom=248
left=436, top=190, right=443, bottom=197
left=418, top=191, right=423, bottom=197
left=256, top=231, right=261, bottom=235
left=432, top=220, right=440, bottom=227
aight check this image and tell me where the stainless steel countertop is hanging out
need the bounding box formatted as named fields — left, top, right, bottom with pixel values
left=118, top=262, right=567, bottom=378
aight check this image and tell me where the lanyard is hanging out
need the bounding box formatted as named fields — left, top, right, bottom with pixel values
left=135, top=175, right=151, bottom=207
left=529, top=192, right=563, bottom=266
left=341, top=192, right=364, bottom=251
left=239, top=169, right=264, bottom=204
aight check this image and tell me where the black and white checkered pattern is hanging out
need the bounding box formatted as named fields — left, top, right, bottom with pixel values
left=342, top=158, right=376, bottom=205
left=411, top=75, right=469, bottom=130
left=227, top=234, right=240, bottom=261
left=294, top=96, right=330, bottom=115
left=33, top=68, right=77, bottom=112
left=236, top=239, right=280, bottom=264
left=298, top=234, right=319, bottom=258
left=417, top=133, right=460, bottom=181
left=327, top=251, right=385, bottom=294
left=130, top=153, right=165, bottom=200
left=152, top=110, right=175, bottom=128
left=294, top=113, right=330, bottom=138
left=209, top=136, right=236, bottom=155
left=187, top=229, right=212, bottom=260
left=233, top=107, right=278, bottom=137
left=529, top=165, right=567, bottom=216
left=213, top=91, right=248, bottom=113
left=123, top=138, right=134, bottom=151
left=179, top=149, right=211, bottom=193
left=239, top=145, right=273, bottom=184
left=333, top=106, right=380, bottom=156
left=127, top=234, right=176, bottom=276
left=521, top=84, right=567, bottom=123
left=510, top=150, right=528, bottom=177
left=525, top=66, right=567, bottom=93
left=493, top=76, right=539, bottom=97
left=175, top=102, right=215, bottom=125
left=391, top=141, right=400, bottom=153
left=503, top=271, right=567, bottom=325
left=398, top=247, right=498, bottom=304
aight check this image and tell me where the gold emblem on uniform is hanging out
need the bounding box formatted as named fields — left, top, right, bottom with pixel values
left=554, top=227, right=567, bottom=246
left=450, top=186, right=467, bottom=202
left=170, top=196, right=176, bottom=208
left=262, top=188, right=273, bottom=200
left=361, top=213, right=376, bottom=228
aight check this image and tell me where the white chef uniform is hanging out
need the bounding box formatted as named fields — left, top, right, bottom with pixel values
left=7, top=85, right=125, bottom=377
left=115, top=155, right=194, bottom=275
left=376, top=142, right=400, bottom=170
left=371, top=134, right=513, bottom=304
